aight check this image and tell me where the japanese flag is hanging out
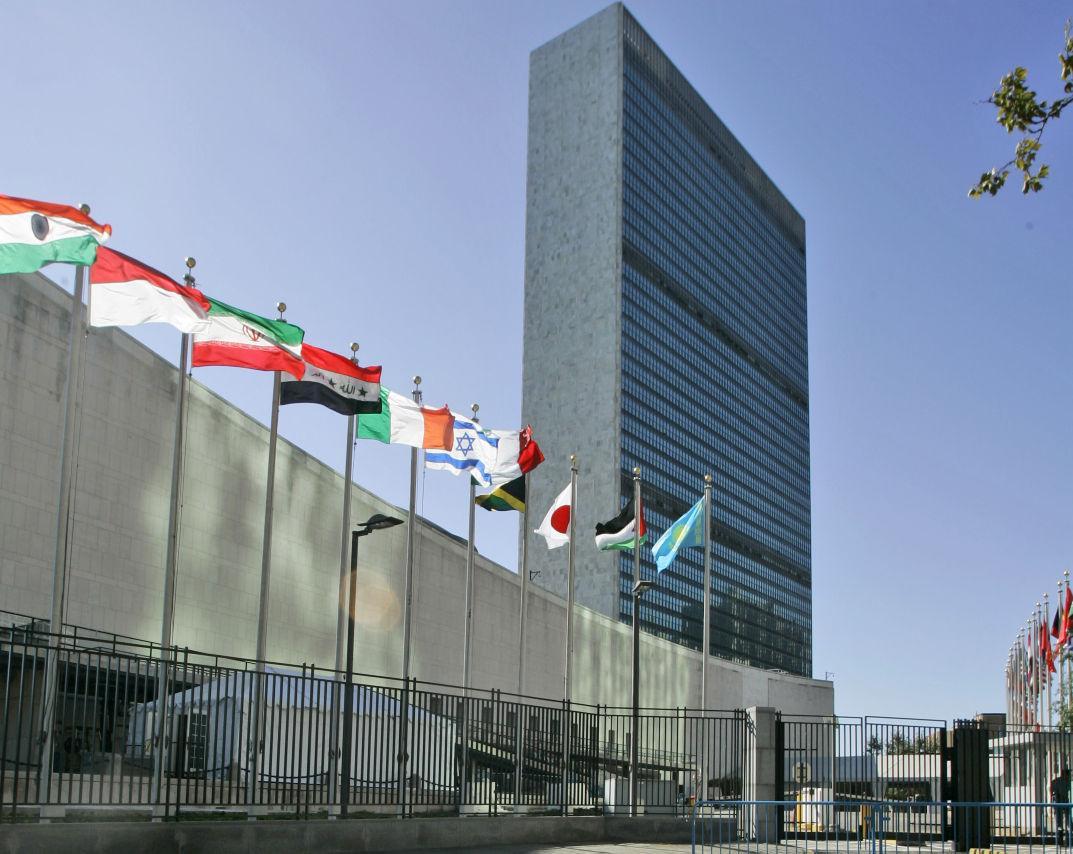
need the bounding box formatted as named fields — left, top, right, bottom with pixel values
left=534, top=482, right=573, bottom=549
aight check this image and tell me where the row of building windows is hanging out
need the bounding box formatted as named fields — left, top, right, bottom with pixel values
left=620, top=317, right=810, bottom=499
left=622, top=270, right=809, bottom=462
left=621, top=146, right=806, bottom=379
left=622, top=84, right=807, bottom=337
left=623, top=59, right=806, bottom=328
left=622, top=439, right=810, bottom=571
left=637, top=502, right=812, bottom=622
left=622, top=182, right=806, bottom=394
left=622, top=69, right=807, bottom=392
left=618, top=570, right=811, bottom=674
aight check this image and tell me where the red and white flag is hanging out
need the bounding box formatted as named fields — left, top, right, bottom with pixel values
left=89, top=247, right=210, bottom=333
left=534, top=482, right=572, bottom=550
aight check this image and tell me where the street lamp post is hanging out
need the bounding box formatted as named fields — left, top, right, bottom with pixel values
left=630, top=578, right=655, bottom=818
left=339, top=513, right=404, bottom=818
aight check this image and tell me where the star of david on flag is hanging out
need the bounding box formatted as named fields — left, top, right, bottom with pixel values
left=424, top=415, right=501, bottom=487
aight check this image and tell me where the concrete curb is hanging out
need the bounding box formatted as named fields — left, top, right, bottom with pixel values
left=0, top=814, right=693, bottom=853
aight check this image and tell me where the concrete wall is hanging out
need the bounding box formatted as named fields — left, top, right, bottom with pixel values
left=0, top=271, right=832, bottom=715
left=521, top=3, right=624, bottom=620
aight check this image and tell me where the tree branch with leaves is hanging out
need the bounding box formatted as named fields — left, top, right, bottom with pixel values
left=970, top=20, right=1073, bottom=197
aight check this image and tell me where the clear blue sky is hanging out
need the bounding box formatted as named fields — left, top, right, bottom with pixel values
left=3, top=1, right=1071, bottom=722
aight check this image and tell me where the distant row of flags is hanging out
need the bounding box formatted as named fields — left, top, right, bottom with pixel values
left=1007, top=577, right=1073, bottom=728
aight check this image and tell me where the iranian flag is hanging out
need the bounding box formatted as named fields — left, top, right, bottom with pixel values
left=89, top=247, right=211, bottom=333
left=594, top=497, right=646, bottom=551
left=357, top=388, right=453, bottom=450
left=280, top=343, right=382, bottom=416
left=0, top=193, right=111, bottom=274
left=192, top=298, right=305, bottom=379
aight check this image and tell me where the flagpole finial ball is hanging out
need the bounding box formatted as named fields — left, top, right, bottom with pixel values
left=79, top=203, right=90, bottom=215
left=412, top=375, right=421, bottom=386
left=185, top=257, right=196, bottom=269
left=471, top=403, right=479, bottom=414
left=350, top=342, right=359, bottom=354
left=704, top=473, right=713, bottom=484
left=276, top=302, right=286, bottom=316
left=570, top=453, right=576, bottom=465
left=632, top=466, right=640, bottom=477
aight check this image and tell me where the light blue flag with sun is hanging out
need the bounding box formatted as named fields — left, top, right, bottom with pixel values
left=651, top=497, right=705, bottom=573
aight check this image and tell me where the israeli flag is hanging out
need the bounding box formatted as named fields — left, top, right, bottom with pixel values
left=650, top=497, right=705, bottom=573
left=424, top=416, right=501, bottom=487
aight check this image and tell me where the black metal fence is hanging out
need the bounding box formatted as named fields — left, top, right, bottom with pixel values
left=0, top=617, right=747, bottom=820
left=693, top=800, right=1073, bottom=853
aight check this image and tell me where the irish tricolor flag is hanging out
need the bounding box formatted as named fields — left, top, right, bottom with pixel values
left=280, top=343, right=383, bottom=416
left=357, top=388, right=453, bottom=450
left=0, top=194, right=111, bottom=274
left=192, top=298, right=305, bottom=379
left=89, top=247, right=211, bottom=333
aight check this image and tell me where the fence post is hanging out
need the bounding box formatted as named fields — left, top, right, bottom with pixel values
left=746, top=706, right=780, bottom=842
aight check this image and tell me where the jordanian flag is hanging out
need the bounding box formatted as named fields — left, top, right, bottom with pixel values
left=475, top=475, right=526, bottom=512
left=357, top=388, right=453, bottom=450
left=595, top=497, right=647, bottom=551
left=192, top=298, right=305, bottom=379
left=280, top=343, right=382, bottom=416
left=0, top=194, right=110, bottom=274
left=89, top=247, right=211, bottom=333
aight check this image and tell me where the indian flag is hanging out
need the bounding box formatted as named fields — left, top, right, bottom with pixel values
left=191, top=298, right=305, bottom=379
left=0, top=194, right=110, bottom=274
left=89, top=247, right=211, bottom=333
left=357, top=388, right=453, bottom=450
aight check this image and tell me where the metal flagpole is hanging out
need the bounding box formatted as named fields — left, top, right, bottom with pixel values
left=149, top=257, right=197, bottom=811
left=39, top=221, right=92, bottom=796
left=329, top=341, right=359, bottom=815
left=700, top=473, right=713, bottom=801
left=1060, top=570, right=1068, bottom=725
left=518, top=470, right=532, bottom=697
left=564, top=455, right=578, bottom=701
left=1059, top=582, right=1066, bottom=729
left=1037, top=605, right=1044, bottom=728
left=1032, top=609, right=1038, bottom=727
left=1046, top=596, right=1055, bottom=730
left=397, top=375, right=421, bottom=817
left=561, top=454, right=578, bottom=811
left=460, top=402, right=479, bottom=811
left=1018, top=629, right=1025, bottom=725
left=246, top=301, right=287, bottom=811
left=630, top=466, right=642, bottom=818
left=513, top=469, right=531, bottom=813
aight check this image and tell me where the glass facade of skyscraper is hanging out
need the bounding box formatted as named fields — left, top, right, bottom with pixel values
left=617, top=14, right=812, bottom=675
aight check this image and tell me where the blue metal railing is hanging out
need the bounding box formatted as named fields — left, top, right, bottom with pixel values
left=692, top=800, right=1073, bottom=854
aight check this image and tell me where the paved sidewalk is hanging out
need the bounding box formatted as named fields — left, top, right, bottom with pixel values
left=393, top=844, right=692, bottom=853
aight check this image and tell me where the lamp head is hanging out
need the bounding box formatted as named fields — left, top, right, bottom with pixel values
left=357, top=513, right=404, bottom=535
left=632, top=579, right=656, bottom=596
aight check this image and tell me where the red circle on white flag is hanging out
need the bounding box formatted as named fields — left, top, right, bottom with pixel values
left=551, top=506, right=570, bottom=533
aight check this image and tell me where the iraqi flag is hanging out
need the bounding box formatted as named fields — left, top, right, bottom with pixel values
left=595, top=497, right=646, bottom=551
left=534, top=482, right=572, bottom=549
left=192, top=297, right=305, bottom=379
left=89, top=247, right=211, bottom=333
left=0, top=193, right=110, bottom=274
left=280, top=343, right=382, bottom=416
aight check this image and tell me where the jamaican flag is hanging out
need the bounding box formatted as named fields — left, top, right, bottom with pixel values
left=474, top=475, right=525, bottom=512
